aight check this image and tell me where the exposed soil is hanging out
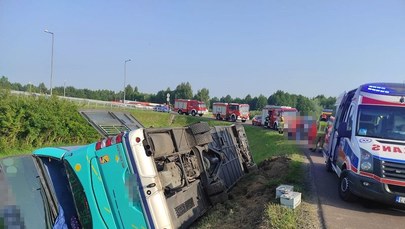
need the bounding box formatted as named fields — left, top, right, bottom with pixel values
left=191, top=156, right=321, bottom=229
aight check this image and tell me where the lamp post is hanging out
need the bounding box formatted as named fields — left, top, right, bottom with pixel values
left=64, top=80, right=66, bottom=97
left=44, top=29, right=54, bottom=96
left=123, top=59, right=131, bottom=103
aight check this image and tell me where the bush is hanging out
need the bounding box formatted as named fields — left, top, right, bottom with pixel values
left=0, top=91, right=99, bottom=155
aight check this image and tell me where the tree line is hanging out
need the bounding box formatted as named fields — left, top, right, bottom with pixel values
left=1, top=76, right=336, bottom=113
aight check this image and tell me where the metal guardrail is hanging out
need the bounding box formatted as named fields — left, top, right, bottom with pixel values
left=10, top=90, right=155, bottom=111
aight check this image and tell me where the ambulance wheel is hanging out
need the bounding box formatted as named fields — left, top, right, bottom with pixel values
left=178, top=110, right=182, bottom=115
left=191, top=110, right=196, bottom=116
left=216, top=114, right=221, bottom=120
left=273, top=123, right=278, bottom=130
left=326, top=157, right=333, bottom=172
left=199, top=114, right=203, bottom=117
left=338, top=170, right=357, bottom=202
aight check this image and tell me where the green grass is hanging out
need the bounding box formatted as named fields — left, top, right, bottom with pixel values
left=265, top=203, right=297, bottom=229
left=244, top=126, right=300, bottom=163
left=129, top=109, right=230, bottom=128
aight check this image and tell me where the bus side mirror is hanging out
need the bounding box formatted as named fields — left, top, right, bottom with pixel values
left=337, top=122, right=351, bottom=138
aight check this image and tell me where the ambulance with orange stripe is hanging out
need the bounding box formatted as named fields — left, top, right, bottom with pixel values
left=324, top=83, right=405, bottom=205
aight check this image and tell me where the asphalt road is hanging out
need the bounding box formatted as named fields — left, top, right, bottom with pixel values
left=305, top=148, right=405, bottom=229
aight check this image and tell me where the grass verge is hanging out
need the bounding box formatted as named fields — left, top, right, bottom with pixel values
left=192, top=126, right=320, bottom=229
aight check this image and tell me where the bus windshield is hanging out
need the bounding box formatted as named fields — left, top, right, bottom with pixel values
left=0, top=156, right=52, bottom=229
left=357, top=105, right=405, bottom=141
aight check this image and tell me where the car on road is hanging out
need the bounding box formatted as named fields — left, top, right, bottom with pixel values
left=154, top=104, right=170, bottom=112
left=252, top=115, right=262, bottom=126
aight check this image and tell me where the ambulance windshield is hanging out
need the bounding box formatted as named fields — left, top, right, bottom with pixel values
left=357, top=105, right=405, bottom=141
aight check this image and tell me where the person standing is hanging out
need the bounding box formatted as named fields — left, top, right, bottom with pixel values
left=311, top=114, right=328, bottom=152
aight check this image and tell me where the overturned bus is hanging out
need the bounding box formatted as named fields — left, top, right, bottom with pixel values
left=0, top=110, right=256, bottom=228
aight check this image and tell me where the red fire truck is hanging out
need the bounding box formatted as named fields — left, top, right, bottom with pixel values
left=264, top=106, right=298, bottom=130
left=212, top=102, right=250, bottom=122
left=174, top=99, right=208, bottom=116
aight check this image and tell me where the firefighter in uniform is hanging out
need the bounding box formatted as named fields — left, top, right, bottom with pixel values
left=278, top=113, right=285, bottom=134
left=311, top=114, right=328, bottom=152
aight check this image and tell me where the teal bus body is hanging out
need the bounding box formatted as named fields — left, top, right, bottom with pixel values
left=33, top=135, right=150, bottom=229
left=31, top=122, right=256, bottom=229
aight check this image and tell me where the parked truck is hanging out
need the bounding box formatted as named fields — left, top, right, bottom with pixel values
left=0, top=110, right=256, bottom=228
left=174, top=99, right=208, bottom=116
left=212, top=102, right=250, bottom=122
left=324, top=83, right=405, bottom=206
left=263, top=106, right=297, bottom=130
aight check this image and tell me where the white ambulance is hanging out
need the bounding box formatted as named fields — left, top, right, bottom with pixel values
left=324, top=83, right=405, bottom=205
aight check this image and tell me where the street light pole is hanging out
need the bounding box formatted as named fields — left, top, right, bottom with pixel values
left=44, top=29, right=54, bottom=96
left=64, top=80, right=66, bottom=97
left=123, top=59, right=131, bottom=103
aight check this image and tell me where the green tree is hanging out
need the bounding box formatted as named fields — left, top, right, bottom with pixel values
left=256, top=94, right=268, bottom=110
left=244, top=94, right=252, bottom=105
left=250, top=97, right=258, bottom=110
left=175, top=82, right=193, bottom=99
left=194, top=88, right=210, bottom=108
left=0, top=76, right=11, bottom=89
left=220, top=95, right=233, bottom=103
left=125, top=84, right=134, bottom=101
left=38, top=83, right=48, bottom=94
left=210, top=97, right=219, bottom=110
left=296, top=95, right=315, bottom=113
left=314, top=95, right=336, bottom=109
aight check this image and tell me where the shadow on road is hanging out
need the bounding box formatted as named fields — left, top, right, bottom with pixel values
left=304, top=146, right=405, bottom=228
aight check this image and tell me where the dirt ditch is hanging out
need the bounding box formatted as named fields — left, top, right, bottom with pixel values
left=192, top=156, right=321, bottom=229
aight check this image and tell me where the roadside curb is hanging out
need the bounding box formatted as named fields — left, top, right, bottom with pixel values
left=301, top=146, right=327, bottom=229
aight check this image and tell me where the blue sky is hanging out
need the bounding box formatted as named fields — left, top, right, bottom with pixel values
left=1, top=0, right=405, bottom=99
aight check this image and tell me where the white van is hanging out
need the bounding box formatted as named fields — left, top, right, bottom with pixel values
left=324, top=83, right=405, bottom=205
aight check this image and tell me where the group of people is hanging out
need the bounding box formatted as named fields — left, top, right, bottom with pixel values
left=310, top=113, right=334, bottom=152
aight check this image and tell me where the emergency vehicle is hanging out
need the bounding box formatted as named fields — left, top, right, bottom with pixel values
left=212, top=102, right=250, bottom=122
left=324, top=83, right=405, bottom=206
left=263, top=106, right=298, bottom=130
left=174, top=99, right=208, bottom=116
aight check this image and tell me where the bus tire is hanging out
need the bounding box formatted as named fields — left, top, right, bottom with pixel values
left=205, top=180, right=226, bottom=196
left=189, top=122, right=211, bottom=134
left=194, top=132, right=213, bottom=145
